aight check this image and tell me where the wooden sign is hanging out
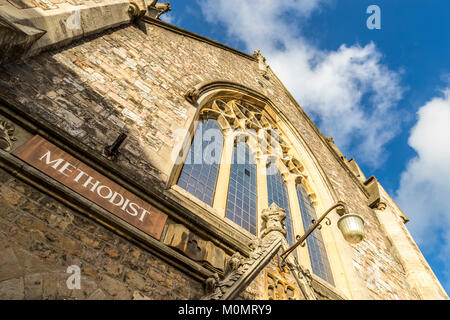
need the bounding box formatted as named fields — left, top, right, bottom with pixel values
left=12, top=135, right=168, bottom=240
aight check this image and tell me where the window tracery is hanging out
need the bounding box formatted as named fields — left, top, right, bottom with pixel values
left=177, top=96, right=334, bottom=284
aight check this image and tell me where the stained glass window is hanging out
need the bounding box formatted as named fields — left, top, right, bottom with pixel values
left=297, top=184, right=334, bottom=285
left=225, top=142, right=257, bottom=234
left=267, top=166, right=294, bottom=244
left=177, top=119, right=223, bottom=206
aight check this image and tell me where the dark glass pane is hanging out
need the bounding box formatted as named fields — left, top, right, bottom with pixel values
left=297, top=184, right=334, bottom=285
left=267, top=167, right=294, bottom=245
left=225, top=143, right=257, bottom=235
left=177, top=119, right=223, bottom=206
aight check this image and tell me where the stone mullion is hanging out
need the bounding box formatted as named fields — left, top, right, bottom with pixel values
left=212, top=130, right=234, bottom=218
left=283, top=174, right=313, bottom=271
left=256, top=153, right=269, bottom=237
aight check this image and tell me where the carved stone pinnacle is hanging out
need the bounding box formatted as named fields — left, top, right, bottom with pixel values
left=261, top=203, right=287, bottom=239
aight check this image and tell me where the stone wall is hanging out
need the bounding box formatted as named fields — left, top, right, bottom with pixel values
left=0, top=18, right=440, bottom=299
left=0, top=167, right=203, bottom=299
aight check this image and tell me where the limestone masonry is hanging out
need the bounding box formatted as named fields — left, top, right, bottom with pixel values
left=0, top=0, right=447, bottom=300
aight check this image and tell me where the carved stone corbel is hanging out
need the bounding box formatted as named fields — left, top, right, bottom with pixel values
left=224, top=252, right=242, bottom=275
left=184, top=87, right=200, bottom=104
left=128, top=2, right=147, bottom=22
left=0, top=120, right=17, bottom=152
left=200, top=203, right=290, bottom=300
left=375, top=201, right=387, bottom=211
left=204, top=273, right=221, bottom=298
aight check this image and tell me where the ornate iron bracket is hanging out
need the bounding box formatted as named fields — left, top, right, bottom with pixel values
left=279, top=201, right=348, bottom=268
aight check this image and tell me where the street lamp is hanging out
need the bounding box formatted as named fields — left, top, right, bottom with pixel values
left=279, top=201, right=365, bottom=267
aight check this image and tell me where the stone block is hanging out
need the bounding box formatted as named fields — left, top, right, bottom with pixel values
left=87, top=288, right=107, bottom=300
left=99, top=275, right=131, bottom=300
left=124, top=270, right=146, bottom=291
left=0, top=247, right=23, bottom=281
left=163, top=223, right=226, bottom=272
left=101, top=258, right=124, bottom=278
left=71, top=229, right=102, bottom=249
left=0, top=277, right=24, bottom=300
left=24, top=273, right=43, bottom=300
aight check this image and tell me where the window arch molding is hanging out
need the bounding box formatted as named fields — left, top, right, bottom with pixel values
left=181, top=80, right=332, bottom=199
left=170, top=80, right=363, bottom=298
left=171, top=80, right=310, bottom=184
left=171, top=80, right=337, bottom=205
left=172, top=81, right=327, bottom=232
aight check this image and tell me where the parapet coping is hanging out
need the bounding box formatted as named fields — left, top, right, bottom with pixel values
left=142, top=16, right=257, bottom=62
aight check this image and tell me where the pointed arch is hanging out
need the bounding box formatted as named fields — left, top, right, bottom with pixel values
left=172, top=80, right=363, bottom=298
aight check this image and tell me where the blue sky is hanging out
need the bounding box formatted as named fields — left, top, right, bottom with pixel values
left=162, top=0, right=450, bottom=295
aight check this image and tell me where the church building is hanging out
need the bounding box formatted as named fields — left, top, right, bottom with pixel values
left=0, top=0, right=447, bottom=300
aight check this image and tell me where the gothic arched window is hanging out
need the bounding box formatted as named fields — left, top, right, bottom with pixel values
left=267, top=166, right=294, bottom=244
left=297, top=184, right=334, bottom=284
left=225, top=141, right=257, bottom=235
left=177, top=119, right=223, bottom=206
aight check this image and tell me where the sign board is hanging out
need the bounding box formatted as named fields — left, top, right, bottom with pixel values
left=12, top=135, right=168, bottom=240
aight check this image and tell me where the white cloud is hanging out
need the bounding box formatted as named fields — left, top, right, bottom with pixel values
left=396, top=90, right=450, bottom=290
left=160, top=12, right=175, bottom=24
left=199, top=0, right=403, bottom=166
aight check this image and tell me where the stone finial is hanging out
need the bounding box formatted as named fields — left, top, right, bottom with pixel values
left=147, top=0, right=172, bottom=20
left=260, top=203, right=287, bottom=239
left=253, top=50, right=270, bottom=80
left=0, top=120, right=17, bottom=152
left=253, top=50, right=266, bottom=64
left=325, top=136, right=334, bottom=144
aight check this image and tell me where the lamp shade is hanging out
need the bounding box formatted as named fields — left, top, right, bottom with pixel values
left=337, top=213, right=365, bottom=244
